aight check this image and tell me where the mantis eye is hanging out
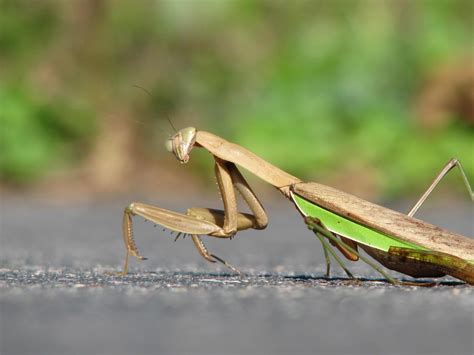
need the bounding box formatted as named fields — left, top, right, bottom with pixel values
left=165, top=139, right=173, bottom=152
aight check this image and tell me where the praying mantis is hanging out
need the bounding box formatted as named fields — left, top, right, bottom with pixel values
left=119, top=127, right=474, bottom=285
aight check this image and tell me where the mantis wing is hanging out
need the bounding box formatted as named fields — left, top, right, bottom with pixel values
left=291, top=182, right=474, bottom=263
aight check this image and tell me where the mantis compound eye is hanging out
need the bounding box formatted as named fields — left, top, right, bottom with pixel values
left=165, top=139, right=173, bottom=153
left=181, top=127, right=197, bottom=143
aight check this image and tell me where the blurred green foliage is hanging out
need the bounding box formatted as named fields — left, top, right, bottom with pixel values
left=0, top=0, right=472, bottom=196
left=0, top=88, right=94, bottom=183
left=0, top=0, right=95, bottom=183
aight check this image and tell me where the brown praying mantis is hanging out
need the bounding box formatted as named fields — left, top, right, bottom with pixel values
left=119, top=127, right=474, bottom=285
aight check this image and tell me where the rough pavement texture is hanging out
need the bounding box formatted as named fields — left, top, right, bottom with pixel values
left=1, top=196, right=473, bottom=355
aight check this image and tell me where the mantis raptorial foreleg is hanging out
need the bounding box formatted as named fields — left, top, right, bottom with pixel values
left=215, top=157, right=239, bottom=235
left=408, top=158, right=473, bottom=217
left=227, top=162, right=269, bottom=228
left=119, top=156, right=268, bottom=274
left=186, top=207, right=261, bottom=233
left=208, top=157, right=268, bottom=235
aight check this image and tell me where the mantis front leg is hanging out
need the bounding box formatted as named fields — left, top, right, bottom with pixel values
left=119, top=157, right=268, bottom=274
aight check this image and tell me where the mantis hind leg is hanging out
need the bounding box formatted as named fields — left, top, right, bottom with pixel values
left=367, top=158, right=474, bottom=283
left=359, top=158, right=473, bottom=283
left=409, top=158, right=473, bottom=217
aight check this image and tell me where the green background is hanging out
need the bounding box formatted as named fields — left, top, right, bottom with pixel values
left=1, top=0, right=473, bottom=198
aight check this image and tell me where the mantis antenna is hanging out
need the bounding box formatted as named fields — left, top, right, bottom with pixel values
left=131, top=85, right=177, bottom=134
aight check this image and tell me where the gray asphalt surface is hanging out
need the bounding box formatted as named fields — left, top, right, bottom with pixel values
left=1, top=195, right=473, bottom=355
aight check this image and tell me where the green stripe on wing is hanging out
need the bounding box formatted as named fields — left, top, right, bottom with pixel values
left=292, top=193, right=426, bottom=252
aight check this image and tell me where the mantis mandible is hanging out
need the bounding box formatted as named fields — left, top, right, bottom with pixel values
left=119, top=127, right=474, bottom=285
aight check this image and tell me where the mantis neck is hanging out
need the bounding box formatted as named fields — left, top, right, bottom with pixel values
left=195, top=131, right=302, bottom=189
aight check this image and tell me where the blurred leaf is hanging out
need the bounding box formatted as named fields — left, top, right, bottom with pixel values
left=0, top=89, right=95, bottom=183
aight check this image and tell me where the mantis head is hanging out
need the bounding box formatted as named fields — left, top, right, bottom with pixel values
left=165, top=127, right=197, bottom=163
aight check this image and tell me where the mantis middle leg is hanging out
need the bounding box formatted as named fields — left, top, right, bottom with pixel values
left=304, top=216, right=397, bottom=284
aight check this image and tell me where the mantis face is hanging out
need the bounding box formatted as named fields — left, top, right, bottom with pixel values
left=165, top=127, right=197, bottom=163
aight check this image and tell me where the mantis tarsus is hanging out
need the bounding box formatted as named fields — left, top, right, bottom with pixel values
left=119, top=127, right=474, bottom=285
